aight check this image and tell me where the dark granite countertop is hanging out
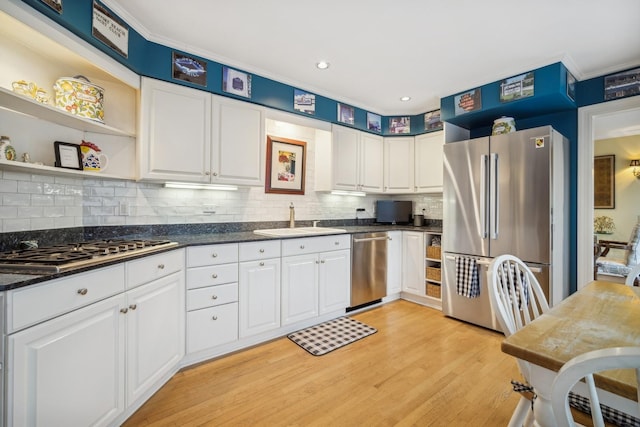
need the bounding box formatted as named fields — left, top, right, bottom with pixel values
left=0, top=223, right=441, bottom=291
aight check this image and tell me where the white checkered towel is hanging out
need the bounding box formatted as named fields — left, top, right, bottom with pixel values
left=456, top=256, right=480, bottom=298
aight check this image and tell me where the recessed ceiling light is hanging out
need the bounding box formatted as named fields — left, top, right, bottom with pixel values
left=400, top=96, right=411, bottom=102
left=316, top=61, right=330, bottom=70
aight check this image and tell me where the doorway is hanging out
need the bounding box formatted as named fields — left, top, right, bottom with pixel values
left=577, top=96, right=640, bottom=288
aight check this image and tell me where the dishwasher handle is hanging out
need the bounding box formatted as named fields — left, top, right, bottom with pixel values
left=353, top=236, right=390, bottom=243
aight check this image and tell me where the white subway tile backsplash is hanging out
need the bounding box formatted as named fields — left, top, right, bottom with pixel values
left=3, top=193, right=31, bottom=206
left=17, top=207, right=44, bottom=218
left=0, top=179, right=17, bottom=192
left=3, top=218, right=31, bottom=232
left=0, top=206, right=17, bottom=218
left=31, top=194, right=55, bottom=206
left=2, top=171, right=32, bottom=181
left=43, top=183, right=66, bottom=195
left=31, top=217, right=56, bottom=230
left=17, top=181, right=44, bottom=194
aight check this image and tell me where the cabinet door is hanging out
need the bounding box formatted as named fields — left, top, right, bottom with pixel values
left=187, top=302, right=238, bottom=354
left=359, top=133, right=384, bottom=193
left=139, top=78, right=211, bottom=182
left=402, top=232, right=425, bottom=295
left=387, top=231, right=403, bottom=295
left=212, top=96, right=265, bottom=186
left=318, top=249, right=351, bottom=314
left=415, top=131, right=444, bottom=192
left=239, top=259, right=281, bottom=337
left=281, top=254, right=318, bottom=325
left=332, top=125, right=360, bottom=191
left=126, top=271, right=185, bottom=405
left=8, top=294, right=126, bottom=427
left=384, top=137, right=415, bottom=193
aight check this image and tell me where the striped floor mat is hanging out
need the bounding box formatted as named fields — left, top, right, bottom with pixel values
left=287, top=316, right=377, bottom=356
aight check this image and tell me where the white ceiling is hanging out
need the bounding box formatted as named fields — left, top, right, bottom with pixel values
left=103, top=0, right=640, bottom=117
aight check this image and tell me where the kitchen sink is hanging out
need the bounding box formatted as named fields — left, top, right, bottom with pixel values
left=253, top=227, right=347, bottom=237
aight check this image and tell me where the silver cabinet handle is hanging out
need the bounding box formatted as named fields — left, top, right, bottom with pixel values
left=213, top=172, right=218, bottom=177
left=259, top=262, right=264, bottom=266
left=212, top=295, right=218, bottom=300
left=259, top=248, right=265, bottom=253
left=77, top=288, right=88, bottom=296
left=212, top=253, right=218, bottom=258
left=212, top=315, right=218, bottom=320
left=158, top=264, right=165, bottom=269
left=315, top=260, right=319, bottom=264
left=205, top=171, right=210, bottom=176
left=129, top=304, right=137, bottom=310
left=321, top=260, right=325, bottom=263
left=212, top=273, right=218, bottom=279
left=300, top=245, right=305, bottom=249
left=120, top=308, right=128, bottom=314
left=334, top=241, right=339, bottom=245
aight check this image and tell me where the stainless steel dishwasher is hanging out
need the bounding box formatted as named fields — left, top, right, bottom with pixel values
left=349, top=232, right=388, bottom=309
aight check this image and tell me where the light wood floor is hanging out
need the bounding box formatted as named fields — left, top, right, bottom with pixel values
left=124, top=300, right=523, bottom=426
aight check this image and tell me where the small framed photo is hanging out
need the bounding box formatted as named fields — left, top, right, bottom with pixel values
left=223, top=66, right=251, bottom=98
left=41, top=0, right=62, bottom=13
left=337, top=103, right=355, bottom=125
left=424, top=109, right=443, bottom=132
left=389, top=116, right=411, bottom=134
left=294, top=89, right=316, bottom=115
left=54, top=141, right=83, bottom=170
left=172, top=52, right=207, bottom=86
left=604, top=67, right=640, bottom=101
left=367, top=112, right=382, bottom=133
left=265, top=135, right=306, bottom=195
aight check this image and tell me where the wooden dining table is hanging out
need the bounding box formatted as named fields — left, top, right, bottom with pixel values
left=502, top=280, right=640, bottom=427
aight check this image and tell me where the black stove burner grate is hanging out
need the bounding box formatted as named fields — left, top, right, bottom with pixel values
left=0, top=239, right=174, bottom=267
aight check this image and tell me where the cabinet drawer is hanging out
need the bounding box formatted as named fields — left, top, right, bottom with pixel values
left=187, top=283, right=238, bottom=311
left=7, top=264, right=125, bottom=333
left=282, top=234, right=351, bottom=256
left=126, top=249, right=185, bottom=289
left=239, top=240, right=280, bottom=261
left=187, top=302, right=238, bottom=354
left=187, top=263, right=238, bottom=289
left=187, top=243, right=238, bottom=267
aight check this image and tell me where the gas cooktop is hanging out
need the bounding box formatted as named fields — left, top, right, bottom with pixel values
left=0, top=239, right=179, bottom=274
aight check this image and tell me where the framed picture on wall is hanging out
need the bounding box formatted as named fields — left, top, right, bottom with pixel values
left=172, top=52, right=207, bottom=86
left=594, top=154, right=615, bottom=209
left=367, top=112, right=381, bottom=133
left=223, top=66, right=251, bottom=98
left=265, top=135, right=306, bottom=195
left=294, top=89, right=316, bottom=115
left=337, top=103, right=355, bottom=125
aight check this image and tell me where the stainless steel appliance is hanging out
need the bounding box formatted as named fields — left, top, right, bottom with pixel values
left=442, top=126, right=569, bottom=331
left=0, top=239, right=179, bottom=273
left=350, top=232, right=388, bottom=308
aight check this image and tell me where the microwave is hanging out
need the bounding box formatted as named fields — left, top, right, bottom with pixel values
left=375, top=200, right=412, bottom=224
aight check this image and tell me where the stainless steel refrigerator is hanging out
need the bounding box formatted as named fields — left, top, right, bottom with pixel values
left=442, top=126, right=569, bottom=331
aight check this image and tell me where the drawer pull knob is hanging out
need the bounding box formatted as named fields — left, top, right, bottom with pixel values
left=315, top=260, right=319, bottom=264
left=158, top=264, right=165, bottom=269
left=259, top=248, right=265, bottom=253
left=77, top=288, right=88, bottom=296
left=129, top=304, right=137, bottom=310
left=120, top=308, right=128, bottom=314
left=260, top=262, right=264, bottom=266
left=212, top=315, right=218, bottom=321
left=321, top=260, right=325, bottom=263
left=335, top=241, right=339, bottom=245
left=212, top=295, right=218, bottom=300
left=300, top=245, right=305, bottom=249
left=213, top=172, right=218, bottom=177
left=212, top=273, right=218, bottom=279
left=212, top=253, right=218, bottom=258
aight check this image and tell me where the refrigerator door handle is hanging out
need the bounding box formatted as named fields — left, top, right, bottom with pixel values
left=490, top=152, right=499, bottom=240
left=480, top=154, right=488, bottom=239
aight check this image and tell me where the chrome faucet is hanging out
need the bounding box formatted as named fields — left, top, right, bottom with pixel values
left=289, top=202, right=295, bottom=228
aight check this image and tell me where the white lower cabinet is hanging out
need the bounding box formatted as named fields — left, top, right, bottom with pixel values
left=186, top=243, right=239, bottom=354
left=239, top=258, right=281, bottom=338
left=281, top=254, right=319, bottom=325
left=6, top=249, right=186, bottom=427
left=125, top=271, right=185, bottom=405
left=402, top=231, right=425, bottom=296
left=8, top=294, right=126, bottom=427
left=386, top=231, right=403, bottom=295
left=281, top=235, right=351, bottom=325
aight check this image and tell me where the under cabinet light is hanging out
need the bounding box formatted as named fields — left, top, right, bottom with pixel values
left=164, top=182, right=238, bottom=191
left=330, top=190, right=366, bottom=197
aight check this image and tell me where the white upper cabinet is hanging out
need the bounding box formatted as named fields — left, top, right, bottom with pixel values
left=139, top=78, right=212, bottom=182
left=415, top=131, right=444, bottom=193
left=211, top=96, right=265, bottom=186
left=329, top=125, right=383, bottom=192
left=139, top=77, right=265, bottom=186
left=384, top=136, right=415, bottom=193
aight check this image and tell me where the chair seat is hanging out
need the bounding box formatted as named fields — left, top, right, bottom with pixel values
left=569, top=391, right=640, bottom=427
left=596, top=257, right=634, bottom=276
